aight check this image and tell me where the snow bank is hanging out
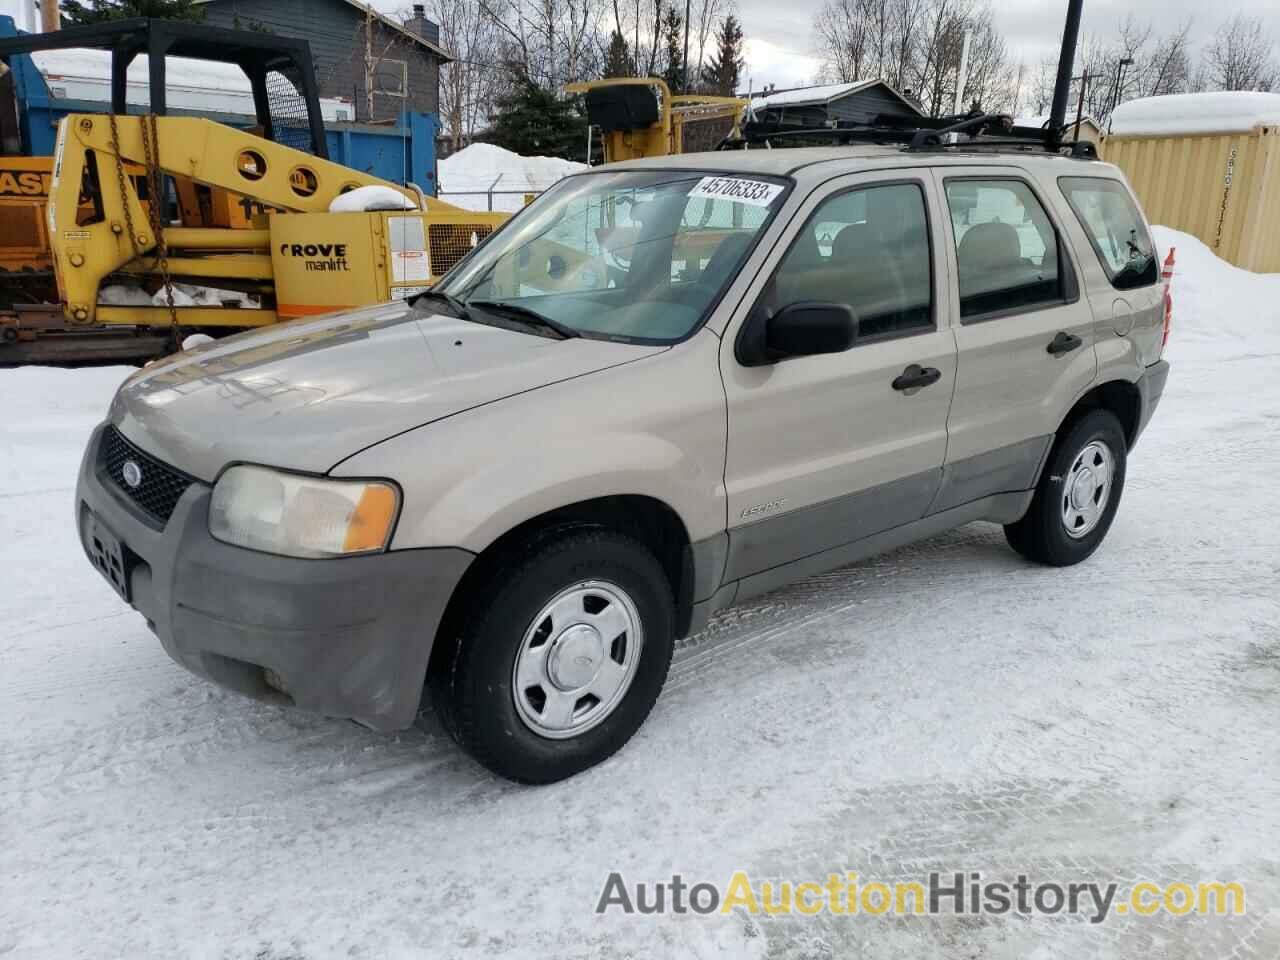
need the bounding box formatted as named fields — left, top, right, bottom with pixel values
left=329, top=185, right=417, bottom=212
left=99, top=283, right=258, bottom=309
left=1151, top=225, right=1280, bottom=355
left=1109, top=92, right=1280, bottom=137
left=437, top=143, right=586, bottom=212
left=98, top=284, right=153, bottom=307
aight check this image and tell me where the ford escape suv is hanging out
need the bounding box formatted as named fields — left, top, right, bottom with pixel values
left=77, top=145, right=1170, bottom=783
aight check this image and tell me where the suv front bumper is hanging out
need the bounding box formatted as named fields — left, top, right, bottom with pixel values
left=75, top=423, right=473, bottom=731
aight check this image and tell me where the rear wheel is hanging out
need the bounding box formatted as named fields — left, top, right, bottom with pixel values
left=1004, top=409, right=1127, bottom=566
left=433, top=529, right=674, bottom=784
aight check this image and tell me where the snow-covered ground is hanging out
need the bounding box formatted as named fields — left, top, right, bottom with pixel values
left=2, top=229, right=1278, bottom=958
left=438, top=143, right=587, bottom=212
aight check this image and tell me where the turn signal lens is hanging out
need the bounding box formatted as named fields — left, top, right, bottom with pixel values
left=343, top=484, right=399, bottom=553
left=210, top=465, right=400, bottom=558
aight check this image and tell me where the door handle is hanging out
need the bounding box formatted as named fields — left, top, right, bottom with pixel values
left=892, top=364, right=942, bottom=391
left=1047, top=331, right=1083, bottom=356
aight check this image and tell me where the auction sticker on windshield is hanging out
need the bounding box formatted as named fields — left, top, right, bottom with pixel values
left=689, top=176, right=784, bottom=207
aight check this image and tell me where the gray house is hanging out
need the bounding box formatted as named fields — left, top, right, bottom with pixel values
left=198, top=0, right=451, bottom=123
left=745, top=79, right=922, bottom=128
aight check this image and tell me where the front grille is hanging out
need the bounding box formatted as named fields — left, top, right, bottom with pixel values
left=98, top=426, right=193, bottom=527
left=428, top=223, right=494, bottom=277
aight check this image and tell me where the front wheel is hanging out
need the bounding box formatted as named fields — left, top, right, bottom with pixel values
left=1004, top=408, right=1128, bottom=566
left=433, top=529, right=675, bottom=784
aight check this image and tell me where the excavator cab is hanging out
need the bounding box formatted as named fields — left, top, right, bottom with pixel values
left=565, top=78, right=749, bottom=163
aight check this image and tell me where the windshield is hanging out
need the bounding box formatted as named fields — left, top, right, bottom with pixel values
left=435, top=169, right=788, bottom=343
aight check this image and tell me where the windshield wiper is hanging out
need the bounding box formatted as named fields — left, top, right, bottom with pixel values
left=414, top=288, right=471, bottom=319
left=468, top=300, right=580, bottom=339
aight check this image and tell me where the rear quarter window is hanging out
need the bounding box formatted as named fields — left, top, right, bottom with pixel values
left=1058, top=177, right=1157, bottom=290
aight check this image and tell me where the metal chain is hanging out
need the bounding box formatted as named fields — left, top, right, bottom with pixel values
left=139, top=113, right=179, bottom=349
left=103, top=113, right=143, bottom=328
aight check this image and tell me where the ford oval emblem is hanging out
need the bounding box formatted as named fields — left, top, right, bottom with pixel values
left=121, top=459, right=143, bottom=489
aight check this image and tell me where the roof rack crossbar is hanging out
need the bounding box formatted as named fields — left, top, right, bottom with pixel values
left=717, top=110, right=1098, bottom=158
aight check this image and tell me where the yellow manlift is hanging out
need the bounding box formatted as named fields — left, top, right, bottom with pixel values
left=0, top=18, right=504, bottom=362
left=49, top=113, right=501, bottom=329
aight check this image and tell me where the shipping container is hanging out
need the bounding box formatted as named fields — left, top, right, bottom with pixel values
left=1102, top=93, right=1280, bottom=273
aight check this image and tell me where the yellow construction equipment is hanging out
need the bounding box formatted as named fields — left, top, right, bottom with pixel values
left=0, top=18, right=505, bottom=363
left=49, top=113, right=502, bottom=328
left=565, top=78, right=749, bottom=163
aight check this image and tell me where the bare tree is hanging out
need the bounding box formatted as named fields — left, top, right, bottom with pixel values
left=429, top=0, right=508, bottom=148
left=355, top=4, right=419, bottom=122
left=481, top=0, right=606, bottom=87
left=910, top=0, right=971, bottom=116
left=689, top=0, right=727, bottom=82
left=812, top=0, right=924, bottom=89
left=958, top=4, right=1013, bottom=112
left=1204, top=13, right=1277, bottom=91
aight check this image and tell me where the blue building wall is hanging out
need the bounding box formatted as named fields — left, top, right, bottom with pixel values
left=0, top=16, right=438, bottom=194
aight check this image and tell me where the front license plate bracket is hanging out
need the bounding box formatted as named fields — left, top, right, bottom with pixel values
left=88, top=513, right=132, bottom=602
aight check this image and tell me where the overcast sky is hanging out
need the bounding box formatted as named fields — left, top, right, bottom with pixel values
left=736, top=0, right=1280, bottom=91
left=369, top=0, right=1280, bottom=95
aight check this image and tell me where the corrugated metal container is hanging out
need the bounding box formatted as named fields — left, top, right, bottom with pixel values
left=1103, top=94, right=1280, bottom=273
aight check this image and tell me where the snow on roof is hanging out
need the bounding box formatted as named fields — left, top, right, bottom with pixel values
left=30, top=48, right=355, bottom=122
left=748, top=79, right=880, bottom=113
left=33, top=48, right=249, bottom=90
left=437, top=143, right=587, bottom=213
left=1109, top=92, right=1280, bottom=137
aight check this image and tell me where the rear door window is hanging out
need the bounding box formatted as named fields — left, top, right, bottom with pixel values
left=1058, top=177, right=1157, bottom=290
left=945, top=178, right=1064, bottom=320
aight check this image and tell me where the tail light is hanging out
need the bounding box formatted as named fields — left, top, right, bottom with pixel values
left=1160, top=247, right=1176, bottom=348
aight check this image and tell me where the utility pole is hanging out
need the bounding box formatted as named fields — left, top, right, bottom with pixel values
left=1073, top=71, right=1090, bottom=142
left=1107, top=56, right=1133, bottom=132
left=952, top=30, right=972, bottom=116
left=1047, top=0, right=1084, bottom=146
left=40, top=0, right=60, bottom=32
left=683, top=0, right=691, bottom=93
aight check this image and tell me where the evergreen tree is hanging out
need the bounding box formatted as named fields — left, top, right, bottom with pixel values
left=700, top=15, right=744, bottom=96
left=60, top=0, right=204, bottom=24
left=660, top=7, right=685, bottom=93
left=603, top=30, right=633, bottom=79
left=487, top=71, right=588, bottom=161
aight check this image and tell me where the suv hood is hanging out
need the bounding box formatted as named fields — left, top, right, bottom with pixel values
left=110, top=301, right=665, bottom=482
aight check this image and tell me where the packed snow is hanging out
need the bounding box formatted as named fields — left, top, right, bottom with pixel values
left=99, top=283, right=259, bottom=309
left=2, top=228, right=1279, bottom=958
left=328, top=185, right=418, bottom=212
left=1109, top=91, right=1280, bottom=137
left=437, top=143, right=586, bottom=212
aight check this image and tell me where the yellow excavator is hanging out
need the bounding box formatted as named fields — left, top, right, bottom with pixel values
left=0, top=18, right=504, bottom=363
left=564, top=77, right=749, bottom=163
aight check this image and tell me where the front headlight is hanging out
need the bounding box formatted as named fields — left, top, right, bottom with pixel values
left=209, top=465, right=400, bottom=558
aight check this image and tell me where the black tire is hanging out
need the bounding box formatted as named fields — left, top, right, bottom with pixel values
left=432, top=528, right=675, bottom=784
left=1003, top=408, right=1127, bottom=566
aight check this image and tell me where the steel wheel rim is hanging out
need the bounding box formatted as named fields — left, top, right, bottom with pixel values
left=1061, top=439, right=1114, bottom=539
left=511, top=580, right=643, bottom=740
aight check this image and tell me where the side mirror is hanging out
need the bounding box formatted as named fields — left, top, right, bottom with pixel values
left=737, top=301, right=858, bottom=367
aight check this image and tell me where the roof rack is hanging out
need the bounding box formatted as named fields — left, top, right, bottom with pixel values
left=719, top=109, right=1098, bottom=159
